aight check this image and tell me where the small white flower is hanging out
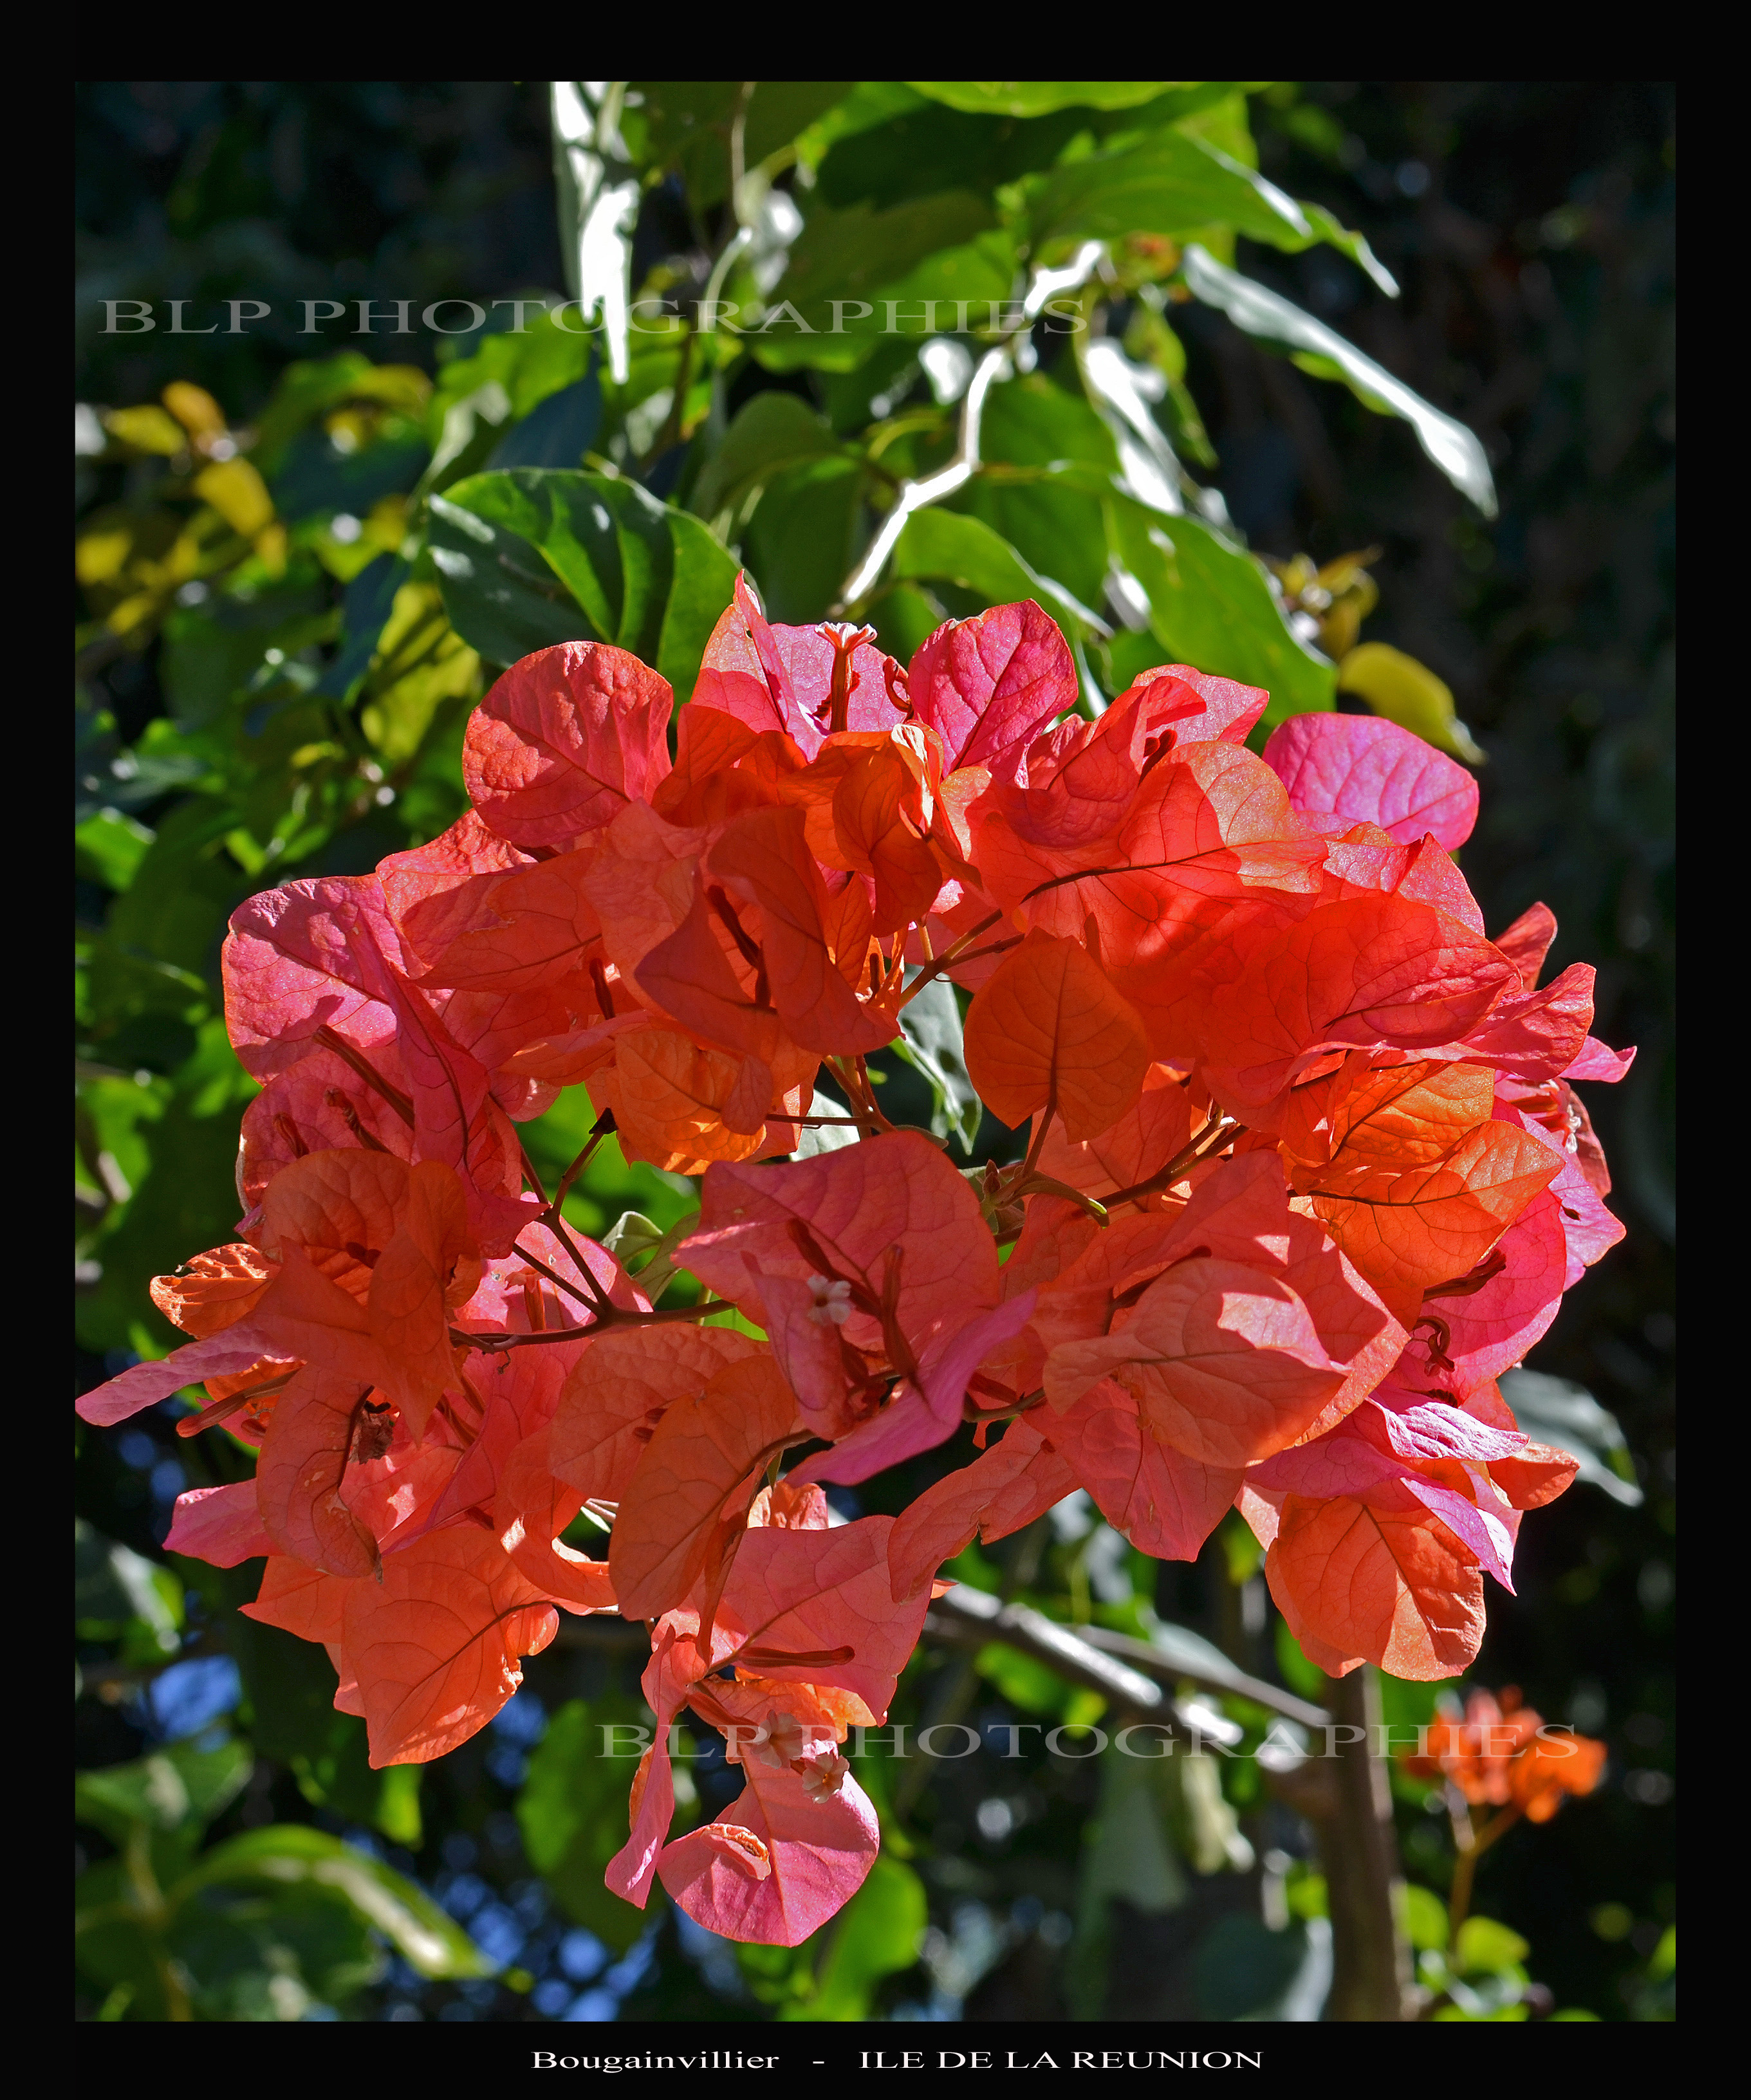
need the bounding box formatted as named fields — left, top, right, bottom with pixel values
left=806, top=1274, right=853, bottom=1326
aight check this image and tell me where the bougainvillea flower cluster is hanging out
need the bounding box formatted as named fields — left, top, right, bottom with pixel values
left=1400, top=1685, right=1607, bottom=1823
left=79, top=578, right=1629, bottom=1945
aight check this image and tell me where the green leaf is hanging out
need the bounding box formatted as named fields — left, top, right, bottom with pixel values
left=1031, top=125, right=1320, bottom=253
left=1497, top=1370, right=1645, bottom=1506
left=183, top=1825, right=490, bottom=1978
left=745, top=456, right=867, bottom=623
left=909, top=82, right=1187, bottom=119
left=75, top=1022, right=259, bottom=1354
left=633, top=82, right=854, bottom=208
left=958, top=374, right=1120, bottom=611
left=766, top=198, right=1013, bottom=365
left=488, top=374, right=603, bottom=472
left=314, top=554, right=406, bottom=703
left=173, top=1876, right=382, bottom=2020
left=1454, top=1914, right=1530, bottom=1976
left=789, top=1856, right=927, bottom=2020
left=517, top=1696, right=670, bottom=1951
left=1275, top=1620, right=1326, bottom=1701
left=74, top=1519, right=184, bottom=1655
left=894, top=977, right=980, bottom=1154
left=866, top=582, right=947, bottom=663
left=693, top=391, right=848, bottom=519
left=1180, top=244, right=1497, bottom=517
left=1194, top=1912, right=1315, bottom=2020
left=1399, top=1882, right=1450, bottom=1953
left=793, top=1089, right=862, bottom=1161
left=1338, top=643, right=1485, bottom=764
left=976, top=1640, right=1088, bottom=1717
left=1106, top=497, right=1335, bottom=723
left=75, top=808, right=154, bottom=892
left=891, top=507, right=1107, bottom=642
left=357, top=580, right=482, bottom=768
left=252, top=354, right=431, bottom=479
left=430, top=468, right=737, bottom=688
left=817, top=102, right=1092, bottom=213
left=782, top=192, right=997, bottom=307
left=75, top=1737, right=252, bottom=1845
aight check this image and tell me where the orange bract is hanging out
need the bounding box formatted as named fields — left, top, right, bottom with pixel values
left=963, top=929, right=1150, bottom=1141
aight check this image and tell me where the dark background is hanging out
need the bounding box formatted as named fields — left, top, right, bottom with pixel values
left=75, top=80, right=1675, bottom=2019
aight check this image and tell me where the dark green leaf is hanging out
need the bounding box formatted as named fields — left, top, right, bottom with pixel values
left=693, top=391, right=847, bottom=519
left=173, top=1875, right=382, bottom=2019
left=486, top=374, right=603, bottom=472
left=315, top=554, right=405, bottom=703
left=75, top=808, right=154, bottom=892
left=431, top=468, right=737, bottom=688
left=517, top=1695, right=665, bottom=1951
left=745, top=456, right=866, bottom=622
left=1497, top=1370, right=1645, bottom=1506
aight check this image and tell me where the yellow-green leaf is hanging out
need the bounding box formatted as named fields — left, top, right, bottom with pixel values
left=1337, top=642, right=1485, bottom=764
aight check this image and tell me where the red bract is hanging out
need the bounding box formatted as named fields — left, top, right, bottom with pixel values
left=78, top=583, right=1629, bottom=1938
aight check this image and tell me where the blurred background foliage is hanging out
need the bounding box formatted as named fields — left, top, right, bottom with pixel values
left=75, top=79, right=1673, bottom=2023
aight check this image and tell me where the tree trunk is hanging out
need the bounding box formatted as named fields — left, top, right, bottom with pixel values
left=1319, top=1666, right=1411, bottom=2020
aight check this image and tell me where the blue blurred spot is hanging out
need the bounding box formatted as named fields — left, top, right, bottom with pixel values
left=558, top=1928, right=606, bottom=1981
left=823, top=1485, right=862, bottom=1520
left=302, top=2004, right=340, bottom=2021
left=148, top=1655, right=240, bottom=1739
left=492, top=1688, right=548, bottom=1747
left=149, top=1459, right=186, bottom=1504
left=485, top=1745, right=528, bottom=1789
left=532, top=1978, right=572, bottom=2015
left=564, top=1988, right=618, bottom=2022
left=603, top=1928, right=658, bottom=1995
left=438, top=1871, right=490, bottom=1921
left=470, top=1904, right=525, bottom=1969
left=117, top=1430, right=156, bottom=1469
left=441, top=1833, right=477, bottom=1870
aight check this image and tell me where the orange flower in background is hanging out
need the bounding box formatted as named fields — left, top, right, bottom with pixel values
left=1400, top=1684, right=1605, bottom=1821
left=1508, top=1724, right=1609, bottom=1822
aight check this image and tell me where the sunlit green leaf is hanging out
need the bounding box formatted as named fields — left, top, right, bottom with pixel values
left=910, top=82, right=1187, bottom=119
left=1181, top=244, right=1497, bottom=516
left=1106, top=497, right=1334, bottom=723
left=75, top=1737, right=252, bottom=1845
left=185, top=1825, right=490, bottom=1978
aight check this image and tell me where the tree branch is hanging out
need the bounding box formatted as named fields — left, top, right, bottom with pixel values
left=831, top=242, right=1107, bottom=612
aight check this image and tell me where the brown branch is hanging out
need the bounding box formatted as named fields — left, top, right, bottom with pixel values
left=1071, top=1623, right=1330, bottom=1730
left=898, top=912, right=1005, bottom=1005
